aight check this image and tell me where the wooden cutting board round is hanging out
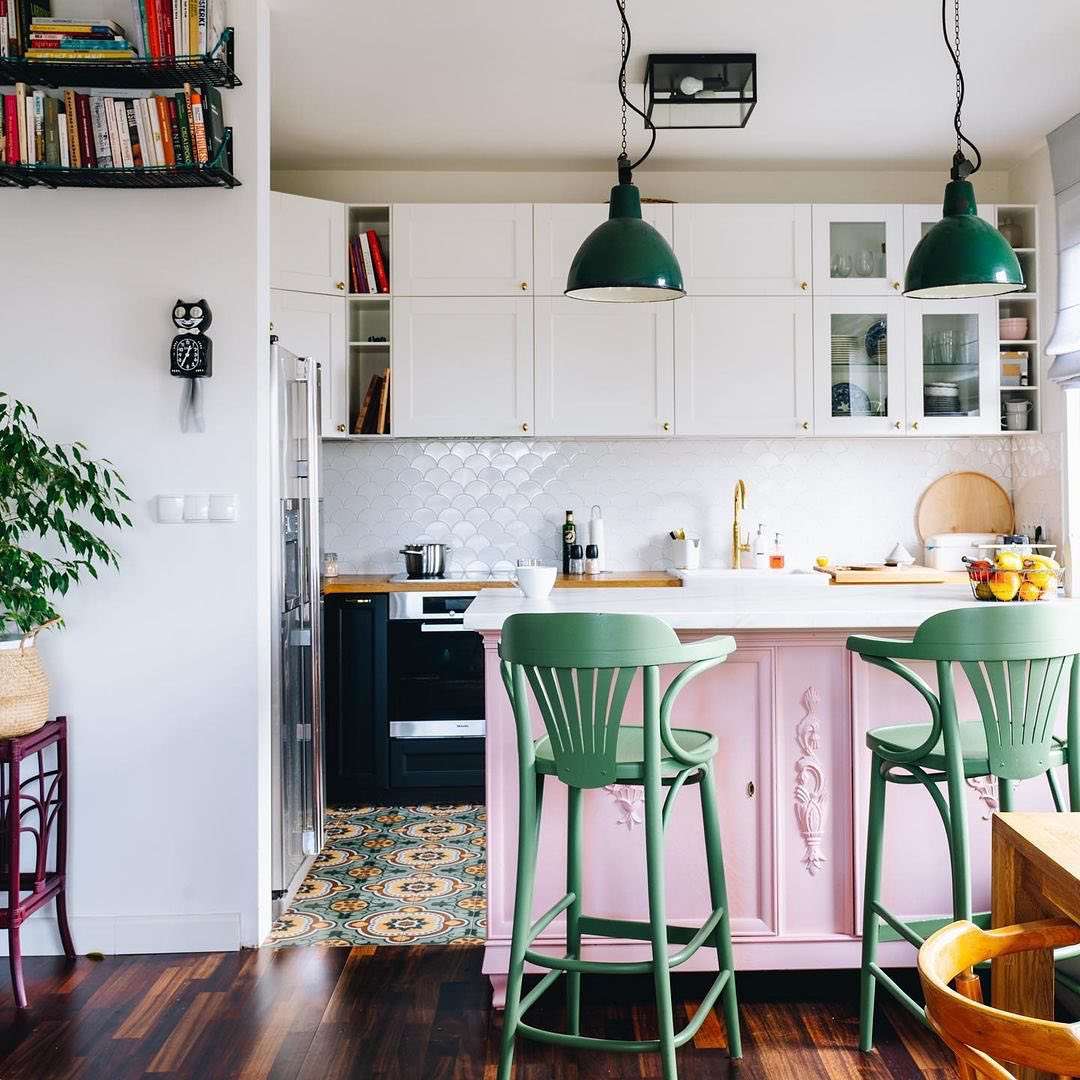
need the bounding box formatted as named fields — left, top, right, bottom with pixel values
left=916, top=471, right=1014, bottom=541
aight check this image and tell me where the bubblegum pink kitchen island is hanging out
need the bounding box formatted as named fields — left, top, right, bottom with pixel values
left=463, top=578, right=1074, bottom=1006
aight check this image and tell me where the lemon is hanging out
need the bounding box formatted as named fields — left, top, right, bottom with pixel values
left=995, top=551, right=1024, bottom=572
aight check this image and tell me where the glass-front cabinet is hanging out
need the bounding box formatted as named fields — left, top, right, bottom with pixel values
left=813, top=297, right=905, bottom=434
left=812, top=205, right=905, bottom=296
left=904, top=298, right=999, bottom=434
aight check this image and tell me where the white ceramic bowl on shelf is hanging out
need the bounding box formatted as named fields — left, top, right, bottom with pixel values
left=999, top=317, right=1029, bottom=341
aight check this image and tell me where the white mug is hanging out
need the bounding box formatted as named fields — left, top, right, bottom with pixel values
left=514, top=564, right=557, bottom=599
left=1004, top=400, right=1032, bottom=431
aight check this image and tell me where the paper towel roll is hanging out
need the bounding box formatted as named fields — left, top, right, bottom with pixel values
left=589, top=505, right=605, bottom=573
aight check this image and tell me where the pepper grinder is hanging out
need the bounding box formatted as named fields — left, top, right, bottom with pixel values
left=589, top=504, right=605, bottom=573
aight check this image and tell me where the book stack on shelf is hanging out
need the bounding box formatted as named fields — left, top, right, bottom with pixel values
left=2, top=79, right=223, bottom=167
left=9, top=14, right=136, bottom=59
left=349, top=229, right=389, bottom=294
left=353, top=368, right=390, bottom=434
left=0, top=0, right=225, bottom=59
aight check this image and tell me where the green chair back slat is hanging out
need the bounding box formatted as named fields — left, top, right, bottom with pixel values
left=959, top=654, right=1072, bottom=780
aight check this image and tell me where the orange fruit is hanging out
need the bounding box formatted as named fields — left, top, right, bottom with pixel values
left=989, top=570, right=1021, bottom=601
left=1018, top=581, right=1041, bottom=602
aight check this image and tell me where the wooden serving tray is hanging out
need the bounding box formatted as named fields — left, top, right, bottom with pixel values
left=817, top=564, right=961, bottom=585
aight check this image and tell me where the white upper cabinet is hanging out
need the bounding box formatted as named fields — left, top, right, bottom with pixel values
left=532, top=203, right=674, bottom=296
left=904, top=297, right=999, bottom=435
left=271, top=289, right=348, bottom=435
left=534, top=299, right=674, bottom=437
left=270, top=192, right=347, bottom=296
left=672, top=204, right=812, bottom=295
left=392, top=298, right=533, bottom=436
left=903, top=202, right=996, bottom=264
left=392, top=204, right=533, bottom=295
left=813, top=296, right=907, bottom=435
left=675, top=297, right=812, bottom=436
left=812, top=205, right=905, bottom=296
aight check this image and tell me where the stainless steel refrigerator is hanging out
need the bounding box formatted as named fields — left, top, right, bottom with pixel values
left=269, top=336, right=324, bottom=910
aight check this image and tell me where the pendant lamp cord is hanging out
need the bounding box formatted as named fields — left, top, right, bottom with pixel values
left=942, top=0, right=981, bottom=179
left=615, top=0, right=656, bottom=180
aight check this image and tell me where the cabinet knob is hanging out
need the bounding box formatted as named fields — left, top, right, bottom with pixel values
left=891, top=280, right=902, bottom=291
left=337, top=424, right=346, bottom=432
left=911, top=421, right=920, bottom=431
left=521, top=422, right=529, bottom=433
left=335, top=281, right=346, bottom=291
left=799, top=281, right=809, bottom=291
left=746, top=780, right=756, bottom=799
left=893, top=420, right=902, bottom=430
left=519, top=281, right=529, bottom=292
left=801, top=420, right=809, bottom=431
left=662, top=421, right=671, bottom=432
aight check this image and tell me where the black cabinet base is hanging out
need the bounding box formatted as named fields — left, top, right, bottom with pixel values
left=389, top=737, right=485, bottom=789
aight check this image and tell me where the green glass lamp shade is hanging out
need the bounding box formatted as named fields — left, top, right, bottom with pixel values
left=565, top=182, right=685, bottom=301
left=904, top=180, right=1025, bottom=298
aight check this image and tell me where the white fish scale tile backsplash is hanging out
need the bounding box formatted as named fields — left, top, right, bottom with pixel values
left=321, top=437, right=1018, bottom=574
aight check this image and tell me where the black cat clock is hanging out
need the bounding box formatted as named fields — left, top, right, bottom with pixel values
left=170, top=299, right=213, bottom=378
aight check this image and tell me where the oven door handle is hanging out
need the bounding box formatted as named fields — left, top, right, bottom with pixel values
left=419, top=622, right=469, bottom=633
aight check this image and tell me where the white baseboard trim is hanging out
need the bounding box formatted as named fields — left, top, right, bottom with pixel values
left=0, top=913, right=242, bottom=956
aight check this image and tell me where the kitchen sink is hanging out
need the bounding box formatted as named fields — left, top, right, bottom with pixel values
left=676, top=568, right=829, bottom=589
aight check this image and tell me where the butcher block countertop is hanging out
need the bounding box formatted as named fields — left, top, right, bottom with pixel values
left=322, top=570, right=682, bottom=594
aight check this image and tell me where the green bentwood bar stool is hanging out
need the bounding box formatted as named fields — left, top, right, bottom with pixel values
left=848, top=604, right=1080, bottom=1052
left=496, top=612, right=742, bottom=1080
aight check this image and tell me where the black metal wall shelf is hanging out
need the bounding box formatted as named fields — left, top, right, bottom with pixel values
left=0, top=128, right=239, bottom=189
left=0, top=27, right=239, bottom=89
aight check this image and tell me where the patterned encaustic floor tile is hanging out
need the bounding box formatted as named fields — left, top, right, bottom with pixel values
left=266, top=805, right=486, bottom=948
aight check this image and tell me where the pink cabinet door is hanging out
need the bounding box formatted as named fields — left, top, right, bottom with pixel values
left=851, top=656, right=1063, bottom=931
left=775, top=640, right=853, bottom=936
left=483, top=635, right=777, bottom=959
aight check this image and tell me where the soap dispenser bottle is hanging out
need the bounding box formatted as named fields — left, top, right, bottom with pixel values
left=769, top=532, right=786, bottom=570
left=753, top=524, right=769, bottom=570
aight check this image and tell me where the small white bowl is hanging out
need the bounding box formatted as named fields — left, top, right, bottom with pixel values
left=515, top=564, right=557, bottom=599
left=999, top=317, right=1028, bottom=341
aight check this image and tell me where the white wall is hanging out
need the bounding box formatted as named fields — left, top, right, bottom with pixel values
left=0, top=0, right=271, bottom=952
left=270, top=168, right=1011, bottom=206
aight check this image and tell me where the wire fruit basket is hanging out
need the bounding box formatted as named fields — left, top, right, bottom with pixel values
left=964, top=557, right=1062, bottom=603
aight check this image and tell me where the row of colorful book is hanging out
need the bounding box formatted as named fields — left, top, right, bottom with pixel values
left=1, top=81, right=224, bottom=168
left=354, top=369, right=391, bottom=435
left=0, top=2, right=224, bottom=60
left=349, top=230, right=390, bottom=294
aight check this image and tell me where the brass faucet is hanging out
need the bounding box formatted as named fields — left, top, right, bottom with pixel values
left=732, top=479, right=749, bottom=569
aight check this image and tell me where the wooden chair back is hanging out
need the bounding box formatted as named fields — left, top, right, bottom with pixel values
left=918, top=918, right=1080, bottom=1079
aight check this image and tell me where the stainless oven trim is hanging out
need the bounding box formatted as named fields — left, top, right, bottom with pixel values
left=390, top=719, right=486, bottom=739
left=389, top=591, right=480, bottom=621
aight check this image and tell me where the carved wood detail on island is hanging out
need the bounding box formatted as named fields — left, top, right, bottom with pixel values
left=793, top=685, right=828, bottom=876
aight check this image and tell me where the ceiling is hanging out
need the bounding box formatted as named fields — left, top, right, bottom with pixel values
left=269, top=0, right=1080, bottom=173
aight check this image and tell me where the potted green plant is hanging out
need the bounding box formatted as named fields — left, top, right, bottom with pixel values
left=0, top=393, right=132, bottom=736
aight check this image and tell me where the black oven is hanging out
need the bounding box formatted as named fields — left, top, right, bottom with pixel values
left=387, top=592, right=484, bottom=788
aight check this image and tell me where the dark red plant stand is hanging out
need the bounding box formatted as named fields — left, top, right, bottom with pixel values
left=0, top=717, right=75, bottom=1008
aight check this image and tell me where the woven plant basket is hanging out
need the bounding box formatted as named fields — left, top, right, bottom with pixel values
left=0, top=626, right=52, bottom=739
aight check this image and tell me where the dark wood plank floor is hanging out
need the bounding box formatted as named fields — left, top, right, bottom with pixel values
left=0, top=945, right=957, bottom=1079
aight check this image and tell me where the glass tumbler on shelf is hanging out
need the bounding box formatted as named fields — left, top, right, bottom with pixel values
left=855, top=250, right=876, bottom=277
left=831, top=253, right=853, bottom=278
left=322, top=552, right=339, bottom=578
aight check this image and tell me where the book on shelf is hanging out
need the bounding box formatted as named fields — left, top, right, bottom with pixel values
left=348, top=229, right=389, bottom=294
left=3, top=0, right=224, bottom=60
left=353, top=368, right=392, bottom=435
left=1, top=80, right=217, bottom=168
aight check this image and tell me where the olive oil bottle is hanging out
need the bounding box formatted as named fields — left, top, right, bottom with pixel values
left=561, top=510, right=576, bottom=575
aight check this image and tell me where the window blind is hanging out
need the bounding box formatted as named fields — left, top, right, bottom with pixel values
left=1047, top=112, right=1080, bottom=387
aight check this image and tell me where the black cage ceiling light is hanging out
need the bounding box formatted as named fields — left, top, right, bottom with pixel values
left=644, top=53, right=757, bottom=130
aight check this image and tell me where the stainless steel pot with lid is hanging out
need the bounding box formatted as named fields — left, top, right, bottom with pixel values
left=399, top=543, right=449, bottom=579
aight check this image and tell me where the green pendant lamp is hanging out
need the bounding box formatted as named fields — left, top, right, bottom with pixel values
left=565, top=1, right=685, bottom=302
left=904, top=0, right=1023, bottom=299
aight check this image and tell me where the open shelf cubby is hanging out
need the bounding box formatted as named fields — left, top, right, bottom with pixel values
left=0, top=27, right=239, bottom=90
left=347, top=204, right=390, bottom=296
left=996, top=205, right=1040, bottom=432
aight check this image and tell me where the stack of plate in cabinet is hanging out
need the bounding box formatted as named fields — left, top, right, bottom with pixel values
left=924, top=382, right=960, bottom=415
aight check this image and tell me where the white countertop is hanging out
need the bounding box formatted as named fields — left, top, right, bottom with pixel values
left=462, top=581, right=1080, bottom=633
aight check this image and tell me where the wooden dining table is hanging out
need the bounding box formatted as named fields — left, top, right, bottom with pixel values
left=992, top=811, right=1080, bottom=1080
